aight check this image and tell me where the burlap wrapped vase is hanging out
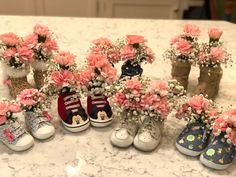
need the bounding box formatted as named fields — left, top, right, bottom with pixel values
left=3, top=63, right=32, bottom=98
left=192, top=66, right=222, bottom=100
left=31, top=60, right=48, bottom=89
left=171, top=60, right=191, bottom=90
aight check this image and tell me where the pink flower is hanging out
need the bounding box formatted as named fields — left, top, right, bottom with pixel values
left=33, top=24, right=49, bottom=36
left=198, top=52, right=207, bottom=62
left=188, top=95, right=209, bottom=112
left=51, top=70, right=74, bottom=87
left=224, top=109, right=236, bottom=127
left=208, top=27, right=223, bottom=40
left=176, top=103, right=189, bottom=119
left=228, top=129, right=236, bottom=146
left=53, top=51, right=75, bottom=66
left=22, top=34, right=38, bottom=49
left=212, top=117, right=228, bottom=135
left=154, top=97, right=170, bottom=119
left=8, top=103, right=21, bottom=113
left=124, top=79, right=142, bottom=92
left=113, top=92, right=126, bottom=105
left=170, top=36, right=180, bottom=45
left=18, top=46, right=34, bottom=62
left=2, top=48, right=17, bottom=61
left=144, top=47, right=155, bottom=63
left=120, top=45, right=136, bottom=60
left=0, top=102, right=9, bottom=116
left=4, top=128, right=14, bottom=142
left=74, top=69, right=94, bottom=86
left=41, top=38, right=58, bottom=54
left=90, top=47, right=103, bottom=55
left=207, top=108, right=219, bottom=119
left=92, top=38, right=112, bottom=47
left=87, top=54, right=109, bottom=68
left=176, top=38, right=192, bottom=55
left=210, top=47, right=225, bottom=62
left=0, top=115, right=7, bottom=125
left=0, top=33, right=20, bottom=46
left=42, top=111, right=53, bottom=121
left=3, top=79, right=12, bottom=86
left=17, top=88, right=44, bottom=106
left=148, top=80, right=169, bottom=96
left=101, top=64, right=117, bottom=84
left=183, top=24, right=201, bottom=38
left=107, top=48, right=120, bottom=63
left=126, top=35, right=146, bottom=45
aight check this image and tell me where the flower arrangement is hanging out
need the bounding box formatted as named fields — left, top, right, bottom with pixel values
left=212, top=109, right=236, bottom=146
left=197, top=27, right=232, bottom=68
left=176, top=95, right=219, bottom=130
left=74, top=53, right=117, bottom=95
left=89, top=37, right=120, bottom=65
left=118, top=35, right=155, bottom=65
left=0, top=99, right=21, bottom=124
left=164, top=24, right=200, bottom=63
left=23, top=24, right=58, bottom=62
left=0, top=33, right=33, bottom=68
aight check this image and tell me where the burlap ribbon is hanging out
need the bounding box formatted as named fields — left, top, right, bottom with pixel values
left=8, top=76, right=32, bottom=98
left=192, top=66, right=223, bottom=100
left=171, top=60, right=191, bottom=90
left=33, top=70, right=47, bottom=89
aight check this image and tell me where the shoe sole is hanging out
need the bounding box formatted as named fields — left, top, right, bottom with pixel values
left=2, top=139, right=34, bottom=152
left=90, top=117, right=113, bottom=128
left=175, top=142, right=203, bottom=156
left=62, top=119, right=90, bottom=133
left=200, top=154, right=230, bottom=170
left=110, top=131, right=133, bottom=148
left=31, top=126, right=55, bottom=140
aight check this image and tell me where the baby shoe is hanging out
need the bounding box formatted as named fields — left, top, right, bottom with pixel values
left=200, top=133, right=236, bottom=170
left=134, top=116, right=164, bottom=152
left=176, top=122, right=210, bottom=156
left=25, top=111, right=55, bottom=140
left=0, top=120, right=34, bottom=151
left=58, top=89, right=90, bottom=132
left=87, top=94, right=112, bottom=127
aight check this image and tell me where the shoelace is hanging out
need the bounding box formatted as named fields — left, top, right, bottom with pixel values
left=63, top=94, right=81, bottom=113
left=91, top=94, right=107, bottom=109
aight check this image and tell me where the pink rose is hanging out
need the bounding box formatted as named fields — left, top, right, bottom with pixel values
left=22, top=34, right=38, bottom=49
left=8, top=103, right=21, bottom=113
left=53, top=51, right=75, bottom=66
left=18, top=46, right=34, bottom=62
left=0, top=33, right=20, bottom=46
left=208, top=27, right=223, bottom=40
left=4, top=128, right=14, bottom=142
left=100, top=64, right=117, bottom=84
left=228, top=129, right=236, bottom=146
left=41, top=38, right=58, bottom=54
left=183, top=24, right=201, bottom=38
left=113, top=92, right=126, bottom=105
left=124, top=79, right=142, bottom=92
left=87, top=54, right=109, bottom=68
left=210, top=47, right=225, bottom=62
left=0, top=102, right=9, bottom=116
left=188, top=95, right=209, bottom=111
left=17, top=88, right=44, bottom=106
left=51, top=70, right=74, bottom=87
left=92, top=38, right=112, bottom=47
left=120, top=45, right=136, bottom=60
left=33, top=24, right=49, bottom=36
left=2, top=48, right=17, bottom=61
left=176, top=38, right=192, bottom=55
left=148, top=80, right=169, bottom=96
left=126, top=35, right=146, bottom=45
left=74, top=69, right=94, bottom=86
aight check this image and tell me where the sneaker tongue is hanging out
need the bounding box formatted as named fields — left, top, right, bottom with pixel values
left=119, top=119, right=139, bottom=136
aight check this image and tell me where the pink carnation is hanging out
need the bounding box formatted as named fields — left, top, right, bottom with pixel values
left=183, top=24, right=201, bottom=38
left=120, top=45, right=136, bottom=60
left=0, top=115, right=7, bottom=125
left=176, top=38, right=192, bottom=55
left=124, top=79, right=141, bottom=92
left=2, top=48, right=17, bottom=61
left=153, top=97, right=170, bottom=119
left=228, top=130, right=236, bottom=146
left=87, top=54, right=109, bottom=68
left=74, top=69, right=94, bottom=86
left=170, top=36, right=180, bottom=45
left=92, top=38, right=112, bottom=47
left=107, top=48, right=120, bottom=63
left=22, top=34, right=38, bottom=49
left=113, top=92, right=126, bottom=105
left=51, top=70, right=74, bottom=87
left=0, top=102, right=8, bottom=124
left=41, top=38, right=58, bottom=54
left=212, top=117, right=228, bottom=135
left=210, top=47, right=225, bottom=62
left=144, top=47, right=155, bottom=63
left=8, top=103, right=21, bottom=113
left=34, top=24, right=49, bottom=36
left=18, top=46, right=34, bottom=62
left=17, top=88, right=44, bottom=106
left=224, top=109, right=236, bottom=127
left=198, top=52, right=207, bottom=62
left=188, top=95, right=209, bottom=112
left=90, top=47, right=103, bottom=55
left=0, top=33, right=20, bottom=46
left=53, top=51, right=75, bottom=66
left=100, top=64, right=117, bottom=84
left=148, top=80, right=169, bottom=96
left=126, top=35, right=146, bottom=45
left=176, top=103, right=189, bottom=119
left=4, top=128, right=14, bottom=142
left=208, top=27, right=223, bottom=40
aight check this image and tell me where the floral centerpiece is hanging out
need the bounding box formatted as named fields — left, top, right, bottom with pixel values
left=0, top=32, right=34, bottom=98
left=118, top=35, right=155, bottom=78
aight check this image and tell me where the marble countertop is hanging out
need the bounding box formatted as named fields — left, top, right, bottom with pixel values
left=0, top=16, right=236, bottom=177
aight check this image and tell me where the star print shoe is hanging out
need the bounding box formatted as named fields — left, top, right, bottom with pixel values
left=200, top=133, right=236, bottom=170
left=25, top=111, right=55, bottom=140
left=87, top=94, right=113, bottom=127
left=176, top=123, right=210, bottom=156
left=133, top=117, right=164, bottom=152
left=111, top=112, right=140, bottom=148
left=58, top=89, right=90, bottom=132
left=0, top=121, right=34, bottom=151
